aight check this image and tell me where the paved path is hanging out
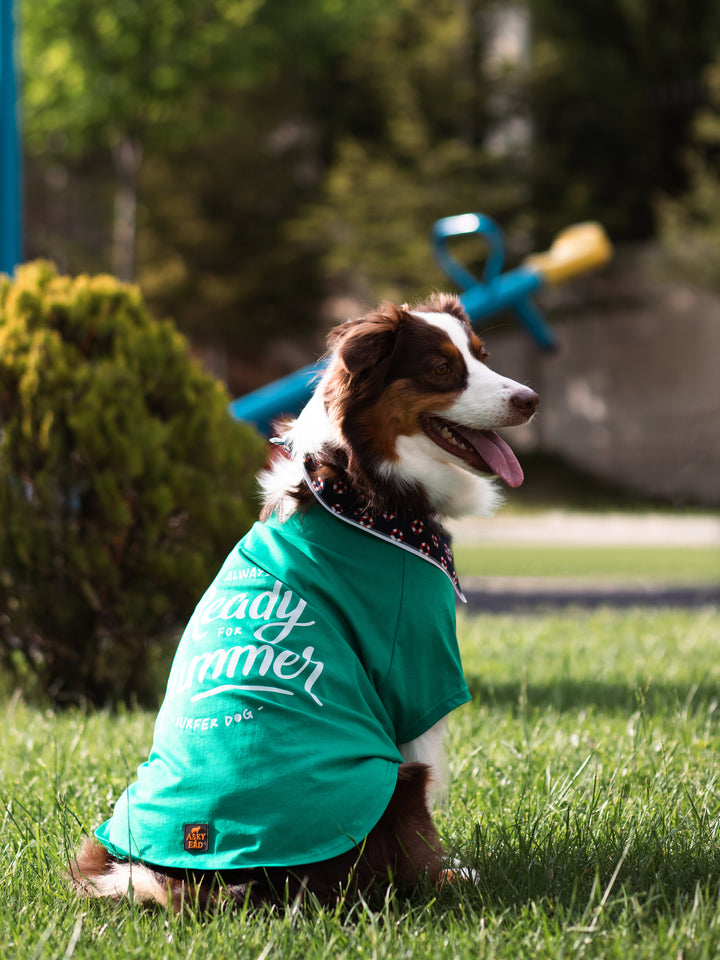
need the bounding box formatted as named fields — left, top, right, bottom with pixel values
left=447, top=511, right=720, bottom=547
left=459, top=577, right=719, bottom=612
left=446, top=511, right=720, bottom=611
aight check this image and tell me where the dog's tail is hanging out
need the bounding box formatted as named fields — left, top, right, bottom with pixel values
left=69, top=837, right=178, bottom=909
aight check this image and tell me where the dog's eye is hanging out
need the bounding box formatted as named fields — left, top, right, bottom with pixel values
left=433, top=362, right=451, bottom=376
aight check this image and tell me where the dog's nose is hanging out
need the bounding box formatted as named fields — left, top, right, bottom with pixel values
left=510, top=387, right=539, bottom=417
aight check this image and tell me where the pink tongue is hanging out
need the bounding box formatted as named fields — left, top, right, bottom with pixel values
left=458, top=427, right=525, bottom=487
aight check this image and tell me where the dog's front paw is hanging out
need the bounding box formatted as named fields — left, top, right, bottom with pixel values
left=436, top=858, right=479, bottom=886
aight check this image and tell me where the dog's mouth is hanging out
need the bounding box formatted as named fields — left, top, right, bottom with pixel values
left=421, top=415, right=524, bottom=487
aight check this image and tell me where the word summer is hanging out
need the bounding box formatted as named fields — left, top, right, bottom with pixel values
left=166, top=579, right=324, bottom=706
left=166, top=641, right=325, bottom=707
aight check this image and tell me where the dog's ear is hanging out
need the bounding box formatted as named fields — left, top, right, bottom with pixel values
left=328, top=303, right=406, bottom=377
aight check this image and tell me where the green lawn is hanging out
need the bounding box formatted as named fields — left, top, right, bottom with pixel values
left=3, top=607, right=720, bottom=959
left=453, top=544, right=720, bottom=583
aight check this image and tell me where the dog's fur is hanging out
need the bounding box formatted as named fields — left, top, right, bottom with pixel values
left=70, top=293, right=538, bottom=910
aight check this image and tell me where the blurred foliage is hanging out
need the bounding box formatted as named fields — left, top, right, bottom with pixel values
left=288, top=138, right=523, bottom=306
left=287, top=1, right=533, bottom=306
left=527, top=0, right=720, bottom=243
left=656, top=57, right=720, bottom=290
left=21, top=0, right=525, bottom=363
left=21, top=0, right=271, bottom=154
left=0, top=262, right=265, bottom=705
left=21, top=0, right=282, bottom=282
left=19, top=0, right=720, bottom=370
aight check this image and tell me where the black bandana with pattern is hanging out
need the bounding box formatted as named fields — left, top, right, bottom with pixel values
left=299, top=453, right=466, bottom=603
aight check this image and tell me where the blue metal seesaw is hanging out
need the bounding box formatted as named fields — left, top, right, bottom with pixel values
left=228, top=214, right=613, bottom=433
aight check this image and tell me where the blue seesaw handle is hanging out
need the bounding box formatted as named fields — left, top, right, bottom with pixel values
left=430, top=213, right=506, bottom=288
left=430, top=212, right=556, bottom=350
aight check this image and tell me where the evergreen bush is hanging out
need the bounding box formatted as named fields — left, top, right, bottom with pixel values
left=0, top=262, right=266, bottom=705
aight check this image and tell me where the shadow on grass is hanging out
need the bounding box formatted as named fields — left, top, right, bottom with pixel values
left=465, top=675, right=720, bottom=716
left=437, top=820, right=720, bottom=924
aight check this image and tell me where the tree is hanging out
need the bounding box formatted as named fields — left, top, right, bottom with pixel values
left=286, top=0, right=529, bottom=308
left=656, top=55, right=720, bottom=289
left=526, top=0, right=720, bottom=242
left=21, top=0, right=271, bottom=281
left=22, top=0, right=397, bottom=368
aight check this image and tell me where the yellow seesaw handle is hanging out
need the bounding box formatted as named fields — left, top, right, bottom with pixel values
left=523, top=222, right=613, bottom=285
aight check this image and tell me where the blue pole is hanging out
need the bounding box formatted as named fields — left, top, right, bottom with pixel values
left=0, top=0, right=22, bottom=276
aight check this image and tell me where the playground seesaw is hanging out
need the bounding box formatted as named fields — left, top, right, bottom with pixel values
left=228, top=214, right=612, bottom=434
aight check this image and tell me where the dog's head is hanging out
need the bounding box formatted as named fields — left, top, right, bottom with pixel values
left=266, top=294, right=538, bottom=519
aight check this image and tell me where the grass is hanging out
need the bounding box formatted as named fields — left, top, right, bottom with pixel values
left=2, top=606, right=720, bottom=958
left=453, top=544, right=720, bottom=583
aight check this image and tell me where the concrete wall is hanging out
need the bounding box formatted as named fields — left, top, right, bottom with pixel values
left=486, top=270, right=720, bottom=506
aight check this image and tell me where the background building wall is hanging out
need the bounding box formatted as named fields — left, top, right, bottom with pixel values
left=488, top=269, right=720, bottom=506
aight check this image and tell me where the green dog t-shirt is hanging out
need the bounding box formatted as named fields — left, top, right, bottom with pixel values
left=95, top=504, right=470, bottom=869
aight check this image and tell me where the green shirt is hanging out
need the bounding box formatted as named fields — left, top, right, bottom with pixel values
left=95, top=505, right=470, bottom=869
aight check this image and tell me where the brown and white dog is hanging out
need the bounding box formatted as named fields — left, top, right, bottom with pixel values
left=71, top=293, right=538, bottom=910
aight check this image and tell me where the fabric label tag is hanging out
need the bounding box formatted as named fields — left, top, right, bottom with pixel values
left=183, top=823, right=209, bottom=853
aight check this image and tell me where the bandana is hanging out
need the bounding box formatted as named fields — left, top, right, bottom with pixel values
left=299, top=453, right=466, bottom=603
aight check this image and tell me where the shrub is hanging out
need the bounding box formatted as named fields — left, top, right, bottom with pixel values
left=0, top=262, right=266, bottom=705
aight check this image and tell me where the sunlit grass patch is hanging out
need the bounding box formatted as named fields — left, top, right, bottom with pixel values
left=453, top=544, right=720, bottom=583
left=2, top=607, right=720, bottom=959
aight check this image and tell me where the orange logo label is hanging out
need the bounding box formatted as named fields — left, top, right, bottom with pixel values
left=183, top=823, right=209, bottom=852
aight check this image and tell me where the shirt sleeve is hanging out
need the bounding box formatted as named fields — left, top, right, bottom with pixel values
left=376, top=551, right=471, bottom=745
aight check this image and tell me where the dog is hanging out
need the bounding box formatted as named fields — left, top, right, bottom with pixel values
left=70, top=293, right=538, bottom=910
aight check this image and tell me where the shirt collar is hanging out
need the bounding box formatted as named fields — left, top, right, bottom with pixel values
left=299, top=453, right=466, bottom=603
